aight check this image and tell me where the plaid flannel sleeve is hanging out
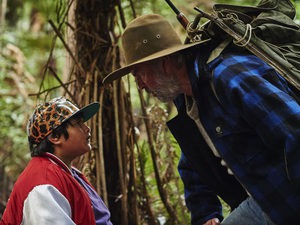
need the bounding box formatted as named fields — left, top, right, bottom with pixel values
left=178, top=153, right=223, bottom=225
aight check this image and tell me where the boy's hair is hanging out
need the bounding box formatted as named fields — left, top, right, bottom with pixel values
left=29, top=122, right=69, bottom=157
left=29, top=114, right=84, bottom=157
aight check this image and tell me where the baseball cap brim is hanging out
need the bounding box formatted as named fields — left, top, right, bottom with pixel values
left=102, top=39, right=210, bottom=84
left=69, top=102, right=100, bottom=122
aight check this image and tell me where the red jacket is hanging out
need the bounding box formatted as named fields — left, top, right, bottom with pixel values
left=1, top=154, right=96, bottom=225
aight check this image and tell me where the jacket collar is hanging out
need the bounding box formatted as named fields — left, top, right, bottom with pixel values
left=42, top=152, right=72, bottom=175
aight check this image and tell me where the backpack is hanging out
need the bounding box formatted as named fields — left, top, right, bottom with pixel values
left=186, top=0, right=300, bottom=93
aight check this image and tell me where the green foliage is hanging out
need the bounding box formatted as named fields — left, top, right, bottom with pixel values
left=0, top=98, right=30, bottom=175
left=0, top=35, right=32, bottom=180
left=0, top=0, right=65, bottom=183
left=135, top=121, right=189, bottom=224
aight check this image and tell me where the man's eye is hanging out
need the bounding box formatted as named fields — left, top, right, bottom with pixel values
left=131, top=70, right=137, bottom=77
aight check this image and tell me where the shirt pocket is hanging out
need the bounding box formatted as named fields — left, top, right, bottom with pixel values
left=213, top=118, right=264, bottom=164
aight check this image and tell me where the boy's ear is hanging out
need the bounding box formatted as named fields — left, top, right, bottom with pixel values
left=47, top=134, right=62, bottom=144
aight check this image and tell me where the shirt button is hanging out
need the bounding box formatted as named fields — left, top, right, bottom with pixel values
left=215, top=126, right=222, bottom=135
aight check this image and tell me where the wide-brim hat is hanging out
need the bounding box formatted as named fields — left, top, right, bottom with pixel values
left=103, top=14, right=209, bottom=84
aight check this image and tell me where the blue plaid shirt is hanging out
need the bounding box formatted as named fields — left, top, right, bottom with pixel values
left=173, top=51, right=300, bottom=225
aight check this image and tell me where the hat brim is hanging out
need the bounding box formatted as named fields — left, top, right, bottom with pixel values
left=103, top=39, right=210, bottom=84
left=70, top=102, right=100, bottom=122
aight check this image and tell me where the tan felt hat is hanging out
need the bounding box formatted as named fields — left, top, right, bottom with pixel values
left=103, top=14, right=209, bottom=84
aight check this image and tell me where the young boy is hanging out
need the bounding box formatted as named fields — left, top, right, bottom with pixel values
left=1, top=96, right=112, bottom=225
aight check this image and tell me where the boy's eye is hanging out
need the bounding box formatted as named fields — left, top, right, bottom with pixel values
left=70, top=119, right=84, bottom=127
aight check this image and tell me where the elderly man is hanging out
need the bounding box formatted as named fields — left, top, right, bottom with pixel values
left=103, top=8, right=300, bottom=225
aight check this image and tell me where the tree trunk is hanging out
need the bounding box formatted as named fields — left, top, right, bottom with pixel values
left=66, top=0, right=138, bottom=224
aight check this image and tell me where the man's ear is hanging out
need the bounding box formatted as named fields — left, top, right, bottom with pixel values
left=47, top=133, right=62, bottom=144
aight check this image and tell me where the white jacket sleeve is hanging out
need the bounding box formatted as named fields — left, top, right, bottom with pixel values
left=21, top=184, right=75, bottom=225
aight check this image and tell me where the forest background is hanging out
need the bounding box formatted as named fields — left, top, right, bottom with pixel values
left=1, top=0, right=300, bottom=224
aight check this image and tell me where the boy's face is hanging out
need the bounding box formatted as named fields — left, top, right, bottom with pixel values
left=54, top=118, right=91, bottom=165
